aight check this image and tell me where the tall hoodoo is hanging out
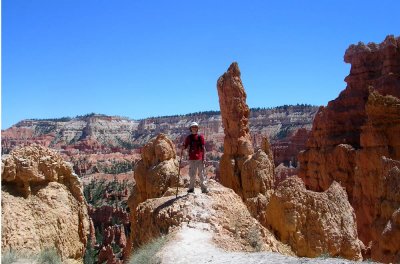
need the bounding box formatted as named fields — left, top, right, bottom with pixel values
left=217, top=62, right=275, bottom=224
left=299, top=35, right=400, bottom=263
left=217, top=62, right=254, bottom=158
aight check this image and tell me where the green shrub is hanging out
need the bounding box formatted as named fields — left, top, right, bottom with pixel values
left=101, top=161, right=133, bottom=174
left=111, top=242, right=121, bottom=254
left=318, top=252, right=331, bottom=259
left=128, top=236, right=168, bottom=264
left=247, top=226, right=262, bottom=252
left=84, top=239, right=98, bottom=264
left=84, top=178, right=133, bottom=208
left=1, top=250, right=18, bottom=264
left=95, top=226, right=104, bottom=245
left=84, top=179, right=107, bottom=207
left=37, top=248, right=62, bottom=264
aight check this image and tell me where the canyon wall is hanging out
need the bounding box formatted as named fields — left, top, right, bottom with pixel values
left=299, top=35, right=400, bottom=263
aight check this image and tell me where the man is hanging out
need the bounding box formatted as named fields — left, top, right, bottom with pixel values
left=183, top=122, right=208, bottom=193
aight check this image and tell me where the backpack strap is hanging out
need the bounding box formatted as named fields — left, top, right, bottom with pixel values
left=189, top=134, right=203, bottom=151
left=197, top=134, right=203, bottom=148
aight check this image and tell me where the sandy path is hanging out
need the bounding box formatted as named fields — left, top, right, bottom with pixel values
left=158, top=226, right=371, bottom=264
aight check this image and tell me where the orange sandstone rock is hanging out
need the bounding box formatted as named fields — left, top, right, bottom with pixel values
left=299, top=35, right=400, bottom=263
left=1, top=144, right=90, bottom=262
left=217, top=63, right=275, bottom=224
left=126, top=133, right=178, bottom=255
left=266, top=176, right=363, bottom=260
left=131, top=180, right=293, bottom=255
left=129, top=133, right=178, bottom=210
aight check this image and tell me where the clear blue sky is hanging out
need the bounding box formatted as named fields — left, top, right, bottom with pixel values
left=2, top=0, right=400, bottom=129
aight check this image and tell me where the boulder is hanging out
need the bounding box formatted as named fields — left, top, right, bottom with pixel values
left=266, top=176, right=363, bottom=260
left=1, top=144, right=90, bottom=262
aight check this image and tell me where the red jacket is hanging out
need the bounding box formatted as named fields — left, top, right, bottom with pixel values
left=184, top=134, right=205, bottom=160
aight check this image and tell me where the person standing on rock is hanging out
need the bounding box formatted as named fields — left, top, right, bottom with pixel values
left=182, top=122, right=208, bottom=193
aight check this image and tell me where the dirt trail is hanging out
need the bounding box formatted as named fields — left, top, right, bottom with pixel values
left=157, top=225, right=367, bottom=264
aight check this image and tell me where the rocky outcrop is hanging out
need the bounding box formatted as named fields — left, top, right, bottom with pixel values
left=266, top=176, right=363, bottom=260
left=1, top=144, right=90, bottom=262
left=103, top=225, right=127, bottom=248
left=299, top=35, right=400, bottom=263
left=274, top=163, right=298, bottom=185
left=217, top=62, right=275, bottom=225
left=127, top=133, right=179, bottom=255
left=132, top=180, right=293, bottom=255
left=95, top=224, right=126, bottom=264
left=129, top=133, right=179, bottom=211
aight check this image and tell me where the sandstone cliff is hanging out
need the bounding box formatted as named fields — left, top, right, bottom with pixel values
left=1, top=144, right=90, bottom=262
left=299, top=35, right=400, bottom=263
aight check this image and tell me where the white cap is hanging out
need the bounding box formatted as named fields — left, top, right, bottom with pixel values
left=189, top=122, right=199, bottom=128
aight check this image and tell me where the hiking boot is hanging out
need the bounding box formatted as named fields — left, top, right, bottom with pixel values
left=187, top=188, right=194, bottom=193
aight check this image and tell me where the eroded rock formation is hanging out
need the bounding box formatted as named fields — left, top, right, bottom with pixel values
left=1, top=144, right=90, bottom=262
left=98, top=244, right=122, bottom=264
left=127, top=133, right=179, bottom=255
left=88, top=205, right=130, bottom=229
left=217, top=62, right=275, bottom=225
left=299, top=35, right=400, bottom=263
left=132, top=180, right=293, bottom=255
left=129, top=133, right=179, bottom=210
left=216, top=62, right=368, bottom=261
left=266, top=176, right=363, bottom=260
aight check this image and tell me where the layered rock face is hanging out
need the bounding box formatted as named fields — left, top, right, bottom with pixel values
left=266, top=176, right=363, bottom=260
left=2, top=106, right=317, bottom=157
left=127, top=133, right=178, bottom=253
left=217, top=62, right=275, bottom=224
left=299, top=35, right=400, bottom=262
left=1, top=144, right=90, bottom=262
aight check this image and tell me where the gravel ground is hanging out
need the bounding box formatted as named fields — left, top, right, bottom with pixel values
left=158, top=226, right=377, bottom=264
